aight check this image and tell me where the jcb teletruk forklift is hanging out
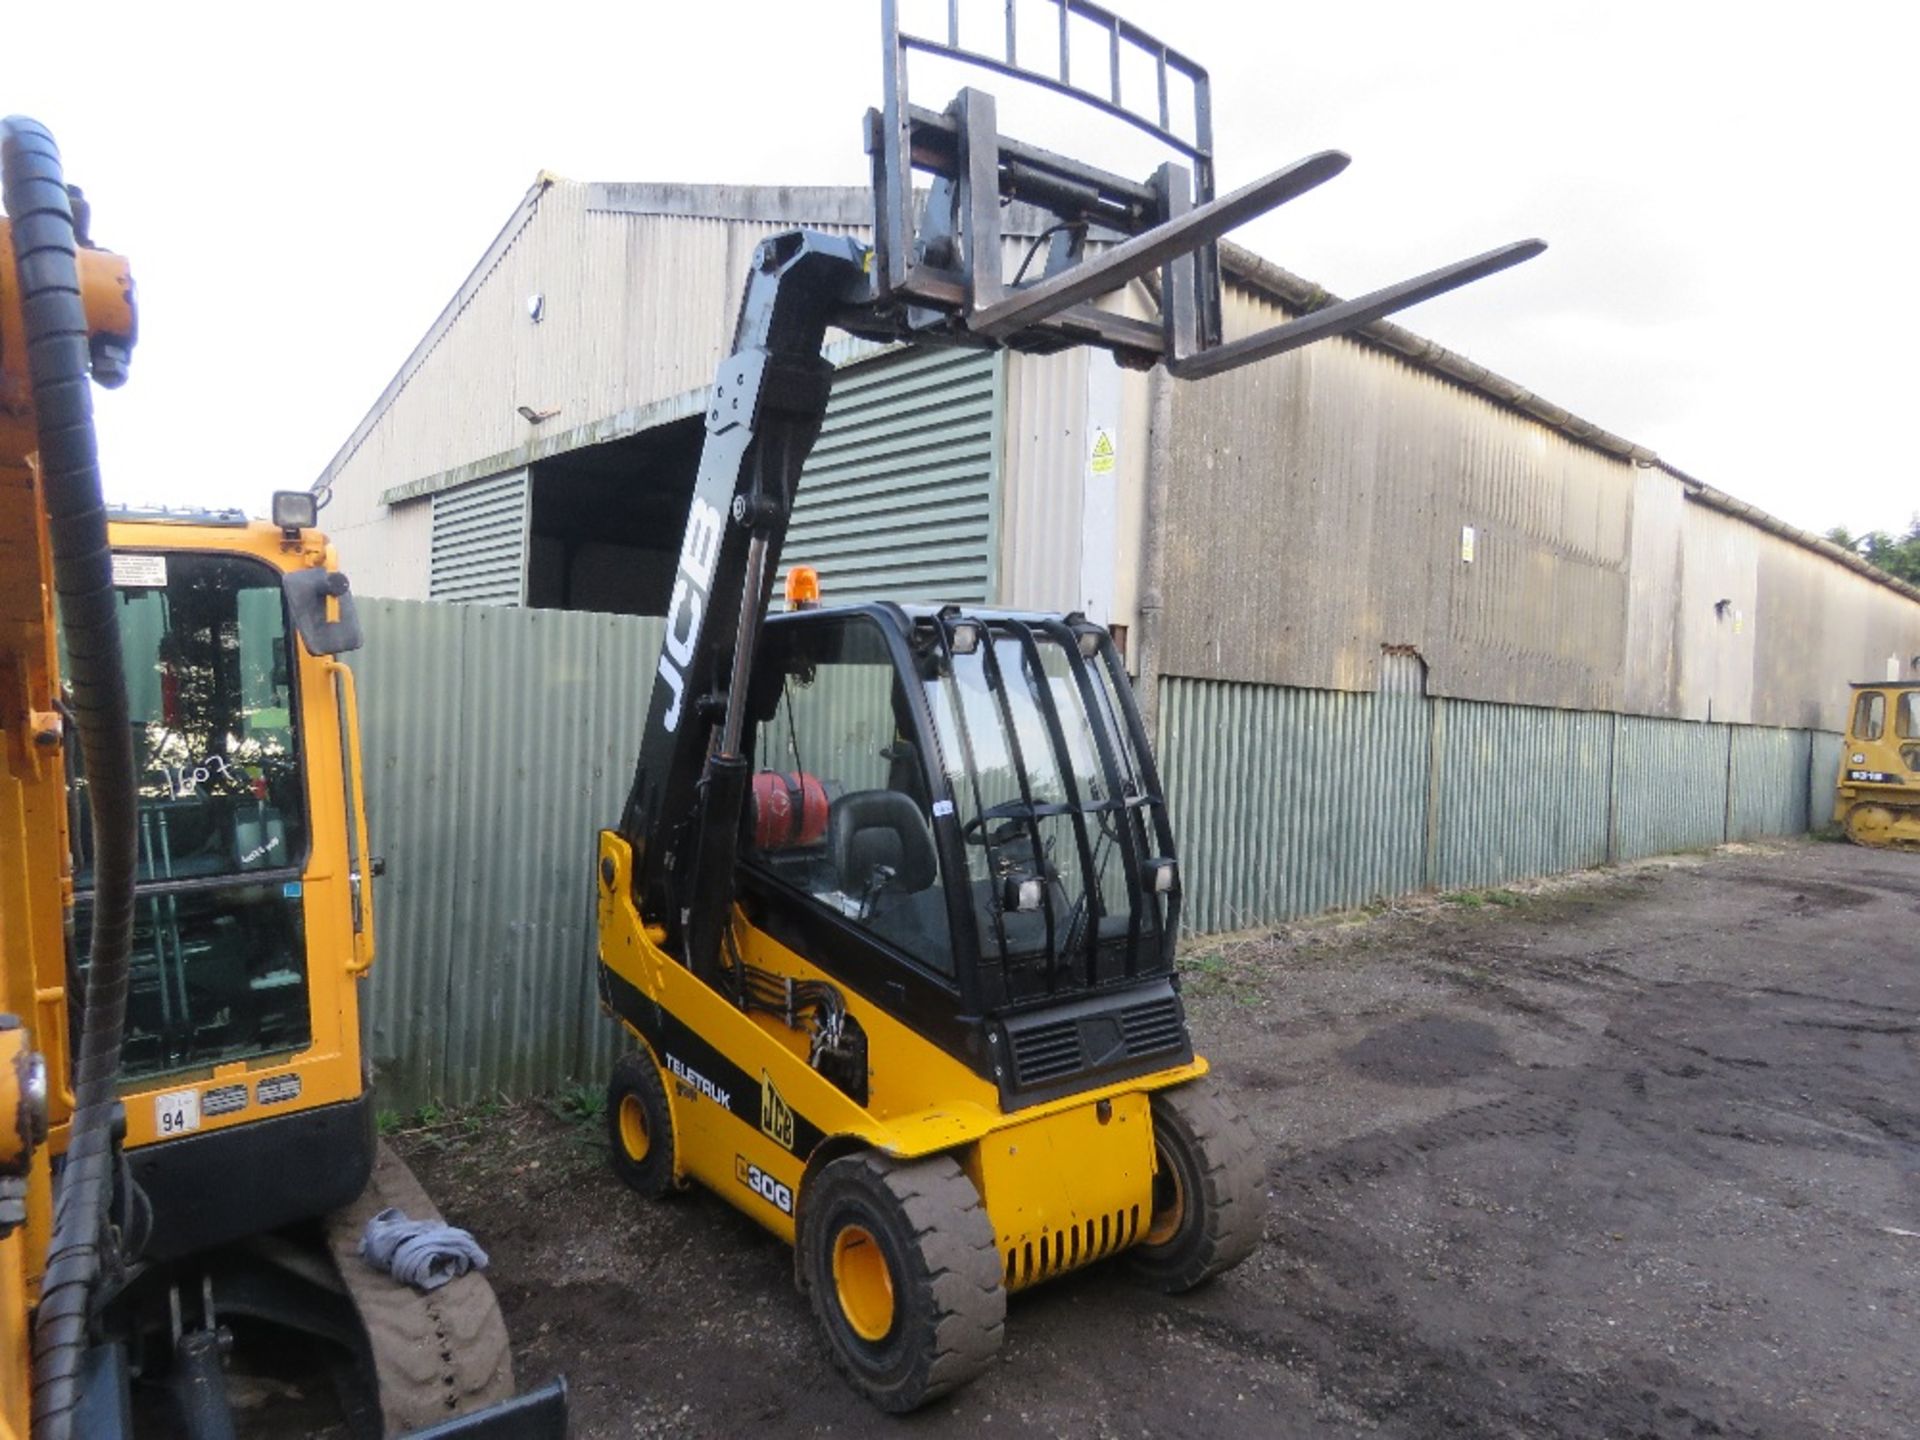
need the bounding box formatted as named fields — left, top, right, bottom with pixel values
left=594, top=0, right=1543, bottom=1412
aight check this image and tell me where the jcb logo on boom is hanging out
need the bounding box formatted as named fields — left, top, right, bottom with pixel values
left=735, top=1155, right=793, bottom=1215
left=657, top=497, right=725, bottom=732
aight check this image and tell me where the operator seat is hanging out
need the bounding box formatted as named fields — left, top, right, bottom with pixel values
left=828, top=789, right=938, bottom=897
left=826, top=789, right=950, bottom=968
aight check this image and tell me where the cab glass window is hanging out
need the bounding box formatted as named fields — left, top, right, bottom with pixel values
left=1897, top=693, right=1919, bottom=740
left=1853, top=691, right=1886, bottom=741
left=64, top=550, right=313, bottom=1082
left=747, top=618, right=953, bottom=977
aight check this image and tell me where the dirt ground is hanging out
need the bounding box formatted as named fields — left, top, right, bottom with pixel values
left=386, top=838, right=1917, bottom=1439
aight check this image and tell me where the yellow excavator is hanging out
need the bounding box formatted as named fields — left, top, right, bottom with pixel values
left=1835, top=680, right=1920, bottom=849
left=595, top=0, right=1542, bottom=1412
left=2, top=119, right=565, bottom=1437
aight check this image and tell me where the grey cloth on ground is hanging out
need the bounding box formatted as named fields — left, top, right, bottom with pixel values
left=358, top=1206, right=490, bottom=1292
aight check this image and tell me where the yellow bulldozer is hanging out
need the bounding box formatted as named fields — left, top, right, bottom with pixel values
left=1835, top=680, right=1920, bottom=850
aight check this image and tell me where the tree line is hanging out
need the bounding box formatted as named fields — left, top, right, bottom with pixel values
left=1825, top=516, right=1920, bottom=586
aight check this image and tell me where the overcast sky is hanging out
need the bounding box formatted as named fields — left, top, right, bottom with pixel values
left=12, top=1, right=1916, bottom=539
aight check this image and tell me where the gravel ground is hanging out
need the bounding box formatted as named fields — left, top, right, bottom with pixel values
left=372, top=837, right=1920, bottom=1439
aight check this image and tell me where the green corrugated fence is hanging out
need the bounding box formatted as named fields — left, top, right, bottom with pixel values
left=347, top=601, right=1843, bottom=1104
left=1159, top=676, right=1839, bottom=935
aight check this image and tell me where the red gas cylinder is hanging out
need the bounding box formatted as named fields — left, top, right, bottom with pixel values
left=749, top=770, right=829, bottom=850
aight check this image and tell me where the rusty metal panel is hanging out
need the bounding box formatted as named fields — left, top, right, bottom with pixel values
left=349, top=598, right=659, bottom=1108
left=1158, top=281, right=1634, bottom=709
left=1428, top=700, right=1612, bottom=891
left=1727, top=726, right=1813, bottom=840
left=1157, top=675, right=1427, bottom=934
left=1613, top=716, right=1730, bottom=861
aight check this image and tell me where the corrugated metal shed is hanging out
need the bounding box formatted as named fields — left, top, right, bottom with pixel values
left=780, top=346, right=1001, bottom=605
left=1154, top=273, right=1920, bottom=725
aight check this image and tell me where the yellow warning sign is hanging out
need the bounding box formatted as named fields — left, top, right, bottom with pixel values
left=1089, top=430, right=1116, bottom=476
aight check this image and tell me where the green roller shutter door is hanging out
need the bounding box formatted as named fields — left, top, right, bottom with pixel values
left=429, top=469, right=528, bottom=604
left=781, top=347, right=999, bottom=606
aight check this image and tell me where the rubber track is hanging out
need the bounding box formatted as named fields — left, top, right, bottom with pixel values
left=325, top=1141, right=515, bottom=1434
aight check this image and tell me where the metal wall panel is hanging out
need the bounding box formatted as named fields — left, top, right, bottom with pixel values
left=1810, top=728, right=1845, bottom=826
left=1727, top=726, right=1813, bottom=840
left=779, top=347, right=1000, bottom=605
left=1158, top=677, right=1428, bottom=934
left=1428, top=700, right=1613, bottom=891
left=1155, top=278, right=1920, bottom=725
left=1161, top=674, right=1831, bottom=935
left=429, top=470, right=527, bottom=604
left=1159, top=283, right=1637, bottom=706
left=1608, top=716, right=1730, bottom=862
left=349, top=598, right=660, bottom=1108
left=997, top=347, right=1088, bottom=615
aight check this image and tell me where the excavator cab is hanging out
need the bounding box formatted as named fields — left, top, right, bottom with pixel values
left=1835, top=680, right=1920, bottom=850
left=738, top=605, right=1185, bottom=1105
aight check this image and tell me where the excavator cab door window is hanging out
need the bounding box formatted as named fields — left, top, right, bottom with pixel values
left=63, top=550, right=313, bottom=1079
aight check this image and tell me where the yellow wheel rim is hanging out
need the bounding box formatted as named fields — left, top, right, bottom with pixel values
left=831, top=1224, right=895, bottom=1342
left=1143, top=1141, right=1187, bottom=1248
left=617, top=1092, right=650, bottom=1163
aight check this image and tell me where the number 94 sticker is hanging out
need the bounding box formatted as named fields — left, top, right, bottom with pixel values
left=154, top=1088, right=201, bottom=1137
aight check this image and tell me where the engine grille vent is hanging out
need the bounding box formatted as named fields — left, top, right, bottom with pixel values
left=1008, top=1018, right=1083, bottom=1085
left=1004, top=987, right=1190, bottom=1091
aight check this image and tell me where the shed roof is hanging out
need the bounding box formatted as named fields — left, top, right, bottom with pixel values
left=314, top=177, right=1920, bottom=607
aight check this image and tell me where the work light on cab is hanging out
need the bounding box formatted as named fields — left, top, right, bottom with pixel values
left=271, top=490, right=317, bottom=534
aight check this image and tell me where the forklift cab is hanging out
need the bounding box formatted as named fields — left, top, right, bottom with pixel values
left=736, top=604, right=1188, bottom=1101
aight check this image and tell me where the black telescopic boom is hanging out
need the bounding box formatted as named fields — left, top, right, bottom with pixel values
left=618, top=232, right=869, bottom=975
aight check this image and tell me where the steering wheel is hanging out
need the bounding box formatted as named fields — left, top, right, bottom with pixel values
left=960, top=801, right=1030, bottom=848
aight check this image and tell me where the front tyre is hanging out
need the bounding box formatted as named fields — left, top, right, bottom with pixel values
left=605, top=1050, right=677, bottom=1199
left=799, top=1152, right=1004, bottom=1412
left=1126, top=1081, right=1263, bottom=1293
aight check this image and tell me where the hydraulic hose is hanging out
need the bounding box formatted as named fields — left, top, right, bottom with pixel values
left=3, top=116, right=138, bottom=1440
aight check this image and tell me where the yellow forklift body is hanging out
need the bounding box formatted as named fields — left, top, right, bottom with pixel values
left=1834, top=681, right=1920, bottom=849
left=597, top=830, right=1198, bottom=1286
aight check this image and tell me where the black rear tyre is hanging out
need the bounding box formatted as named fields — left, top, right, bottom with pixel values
left=799, top=1152, right=1004, bottom=1412
left=606, top=1051, right=676, bottom=1199
left=1126, top=1081, right=1263, bottom=1293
